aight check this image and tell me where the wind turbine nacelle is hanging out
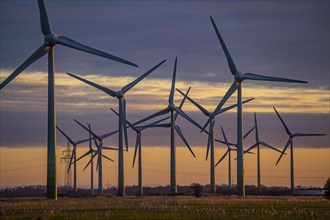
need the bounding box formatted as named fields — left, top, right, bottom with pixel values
left=44, top=33, right=58, bottom=46
left=116, top=92, right=124, bottom=99
left=234, top=72, right=244, bottom=82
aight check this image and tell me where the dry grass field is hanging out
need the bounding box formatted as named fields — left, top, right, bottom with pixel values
left=1, top=196, right=329, bottom=219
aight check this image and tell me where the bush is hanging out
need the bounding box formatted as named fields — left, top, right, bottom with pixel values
left=324, top=178, right=330, bottom=200
left=191, top=183, right=203, bottom=197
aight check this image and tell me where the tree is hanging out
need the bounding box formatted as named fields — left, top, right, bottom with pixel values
left=191, top=183, right=203, bottom=197
left=324, top=178, right=330, bottom=200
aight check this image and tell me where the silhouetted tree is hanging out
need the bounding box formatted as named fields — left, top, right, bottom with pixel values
left=191, top=183, right=203, bottom=197
left=324, top=178, right=330, bottom=200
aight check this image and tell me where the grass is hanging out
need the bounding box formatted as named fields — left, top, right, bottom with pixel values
left=0, top=196, right=329, bottom=219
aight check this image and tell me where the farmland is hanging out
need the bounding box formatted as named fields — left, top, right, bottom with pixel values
left=1, top=196, right=329, bottom=219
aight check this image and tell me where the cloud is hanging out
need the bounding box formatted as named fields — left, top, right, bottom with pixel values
left=1, top=1, right=329, bottom=88
left=0, top=70, right=329, bottom=148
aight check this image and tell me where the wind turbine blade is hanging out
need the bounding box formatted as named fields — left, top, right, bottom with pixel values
left=132, top=134, right=139, bottom=167
left=210, top=16, right=238, bottom=75
left=110, top=107, right=134, bottom=128
left=214, top=139, right=236, bottom=146
left=254, top=112, right=259, bottom=141
left=215, top=150, right=229, bottom=167
left=245, top=150, right=254, bottom=155
left=67, top=149, right=75, bottom=173
left=244, top=73, right=307, bottom=84
left=174, top=87, right=191, bottom=120
left=96, top=154, right=99, bottom=172
left=76, top=137, right=92, bottom=145
left=215, top=98, right=254, bottom=116
left=121, top=60, right=166, bottom=93
left=243, top=126, right=255, bottom=140
left=175, top=108, right=205, bottom=133
left=83, top=153, right=98, bottom=171
left=220, top=126, right=229, bottom=143
left=57, top=36, right=138, bottom=67
left=276, top=139, right=291, bottom=165
left=133, top=108, right=169, bottom=125
left=56, top=126, right=75, bottom=145
left=102, top=154, right=114, bottom=162
left=76, top=151, right=90, bottom=162
left=102, top=146, right=118, bottom=151
left=93, top=137, right=100, bottom=149
left=176, top=88, right=209, bottom=116
left=137, top=123, right=170, bottom=129
left=201, top=81, right=239, bottom=132
left=273, top=107, right=291, bottom=135
left=100, top=129, right=119, bottom=140
left=260, top=141, right=282, bottom=153
left=37, top=0, right=52, bottom=35
left=139, top=117, right=171, bottom=130
left=67, top=72, right=117, bottom=97
left=0, top=44, right=49, bottom=90
left=74, top=119, right=100, bottom=140
left=206, top=134, right=211, bottom=161
left=169, top=57, right=178, bottom=104
left=244, top=143, right=258, bottom=154
left=175, top=125, right=195, bottom=158
left=122, top=99, right=129, bottom=151
left=293, top=133, right=326, bottom=137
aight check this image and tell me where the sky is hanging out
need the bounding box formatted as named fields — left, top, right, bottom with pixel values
left=0, top=0, right=329, bottom=188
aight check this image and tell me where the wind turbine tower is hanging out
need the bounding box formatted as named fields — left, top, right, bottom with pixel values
left=207, top=16, right=307, bottom=196
left=0, top=0, right=137, bottom=200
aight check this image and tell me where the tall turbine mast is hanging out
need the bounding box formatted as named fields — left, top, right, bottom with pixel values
left=208, top=16, right=307, bottom=196
left=215, top=125, right=255, bottom=187
left=74, top=120, right=117, bottom=194
left=67, top=60, right=166, bottom=196
left=0, top=0, right=138, bottom=200
left=273, top=107, right=326, bottom=192
left=244, top=113, right=282, bottom=190
left=134, top=58, right=206, bottom=194
left=111, top=108, right=170, bottom=196
left=177, top=88, right=254, bottom=193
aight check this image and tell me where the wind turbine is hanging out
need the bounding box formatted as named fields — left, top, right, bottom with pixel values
left=176, top=88, right=254, bottom=193
left=215, top=125, right=254, bottom=188
left=74, top=119, right=117, bottom=194
left=67, top=60, right=165, bottom=196
left=206, top=16, right=308, bottom=196
left=110, top=108, right=170, bottom=196
left=87, top=123, right=95, bottom=196
left=243, top=113, right=282, bottom=190
left=56, top=125, right=89, bottom=193
left=134, top=58, right=205, bottom=194
left=0, top=0, right=137, bottom=199
left=273, top=107, right=326, bottom=192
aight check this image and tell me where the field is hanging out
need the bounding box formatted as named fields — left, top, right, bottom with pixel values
left=1, top=196, right=329, bottom=219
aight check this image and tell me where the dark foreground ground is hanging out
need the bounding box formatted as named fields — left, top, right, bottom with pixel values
left=0, top=196, right=329, bottom=219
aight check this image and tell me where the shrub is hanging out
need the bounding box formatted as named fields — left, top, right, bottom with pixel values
left=191, top=183, right=203, bottom=197
left=324, top=178, right=330, bottom=200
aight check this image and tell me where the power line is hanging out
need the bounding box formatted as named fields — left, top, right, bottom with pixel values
left=0, top=164, right=46, bottom=172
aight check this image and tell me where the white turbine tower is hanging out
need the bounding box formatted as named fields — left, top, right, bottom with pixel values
left=215, top=125, right=255, bottom=188
left=0, top=0, right=137, bottom=200
left=243, top=113, right=283, bottom=190
left=176, top=88, right=254, bottom=193
left=74, top=119, right=117, bottom=194
left=204, top=16, right=308, bottom=196
left=67, top=60, right=166, bottom=196
left=273, top=107, right=326, bottom=192
left=110, top=108, right=170, bottom=196
left=134, top=58, right=206, bottom=194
